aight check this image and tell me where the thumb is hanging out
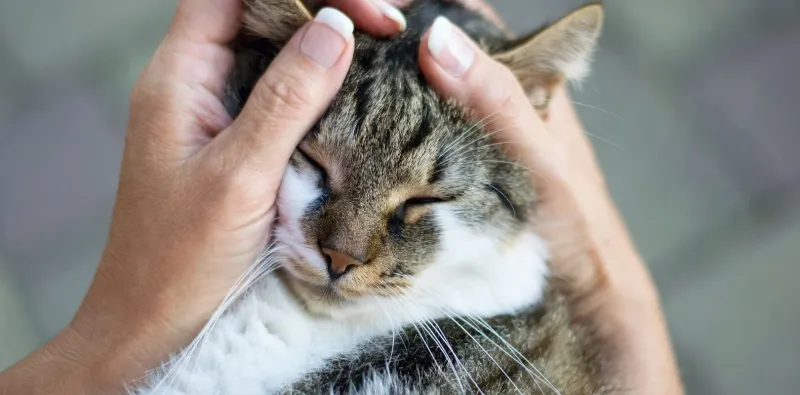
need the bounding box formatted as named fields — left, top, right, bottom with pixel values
left=418, top=16, right=553, bottom=173
left=208, top=7, right=354, bottom=181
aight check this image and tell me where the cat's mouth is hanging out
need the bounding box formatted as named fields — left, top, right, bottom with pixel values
left=272, top=216, right=413, bottom=307
left=278, top=257, right=378, bottom=317
left=280, top=251, right=368, bottom=298
left=277, top=244, right=413, bottom=309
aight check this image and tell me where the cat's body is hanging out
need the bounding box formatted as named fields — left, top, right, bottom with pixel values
left=133, top=1, right=614, bottom=394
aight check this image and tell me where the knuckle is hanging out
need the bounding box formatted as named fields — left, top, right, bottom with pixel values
left=256, top=72, right=316, bottom=116
left=216, top=164, right=275, bottom=213
left=199, top=144, right=269, bottom=201
left=467, top=61, right=516, bottom=112
left=486, top=65, right=527, bottom=116
left=496, top=69, right=519, bottom=101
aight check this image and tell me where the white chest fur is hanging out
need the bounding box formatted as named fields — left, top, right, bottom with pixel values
left=132, top=223, right=549, bottom=395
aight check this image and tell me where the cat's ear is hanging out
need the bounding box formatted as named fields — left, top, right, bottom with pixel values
left=243, top=0, right=313, bottom=42
left=492, top=3, right=604, bottom=113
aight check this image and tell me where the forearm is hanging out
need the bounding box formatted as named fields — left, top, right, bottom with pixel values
left=0, top=312, right=159, bottom=395
left=0, top=328, right=94, bottom=394
left=537, top=85, right=684, bottom=394
left=586, top=201, right=685, bottom=395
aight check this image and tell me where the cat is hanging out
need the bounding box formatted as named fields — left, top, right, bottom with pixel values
left=132, top=0, right=615, bottom=394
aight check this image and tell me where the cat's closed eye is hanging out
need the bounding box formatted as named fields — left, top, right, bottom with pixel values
left=389, top=197, right=450, bottom=236
left=405, top=197, right=447, bottom=206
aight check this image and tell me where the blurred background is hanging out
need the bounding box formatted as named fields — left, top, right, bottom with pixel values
left=1, top=0, right=799, bottom=393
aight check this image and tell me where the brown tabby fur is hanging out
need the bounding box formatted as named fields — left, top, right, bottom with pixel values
left=223, top=0, right=617, bottom=393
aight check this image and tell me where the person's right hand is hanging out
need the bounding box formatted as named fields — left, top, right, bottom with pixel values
left=414, top=13, right=685, bottom=395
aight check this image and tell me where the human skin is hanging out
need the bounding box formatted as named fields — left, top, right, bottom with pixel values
left=0, top=0, right=683, bottom=394
left=413, top=3, right=684, bottom=392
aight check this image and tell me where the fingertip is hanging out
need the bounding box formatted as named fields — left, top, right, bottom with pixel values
left=418, top=20, right=475, bottom=106
left=418, top=18, right=548, bottom=167
left=327, top=0, right=406, bottom=37
left=297, top=7, right=355, bottom=70
left=418, top=30, right=455, bottom=95
left=420, top=18, right=525, bottom=121
left=375, top=0, right=407, bottom=32
left=227, top=11, right=356, bottom=154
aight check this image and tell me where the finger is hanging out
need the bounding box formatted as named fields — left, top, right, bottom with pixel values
left=324, top=0, right=407, bottom=36
left=167, top=0, right=242, bottom=45
left=210, top=7, right=355, bottom=180
left=418, top=16, right=553, bottom=171
left=133, top=0, right=241, bottom=122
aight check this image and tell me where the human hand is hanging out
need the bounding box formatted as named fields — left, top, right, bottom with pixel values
left=412, top=9, right=684, bottom=394
left=0, top=0, right=373, bottom=393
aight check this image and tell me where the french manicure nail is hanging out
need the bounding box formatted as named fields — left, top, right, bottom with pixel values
left=374, top=0, right=407, bottom=31
left=300, top=8, right=354, bottom=69
left=427, top=16, right=475, bottom=78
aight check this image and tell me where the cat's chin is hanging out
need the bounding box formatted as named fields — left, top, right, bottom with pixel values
left=276, top=267, right=388, bottom=318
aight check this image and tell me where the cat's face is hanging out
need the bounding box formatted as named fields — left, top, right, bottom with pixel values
left=240, top=0, right=605, bottom=310
left=274, top=35, right=534, bottom=306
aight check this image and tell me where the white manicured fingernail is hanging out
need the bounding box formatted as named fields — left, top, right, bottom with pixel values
left=300, top=8, right=354, bottom=69
left=375, top=0, right=407, bottom=31
left=427, top=16, right=475, bottom=77
left=315, top=7, right=354, bottom=38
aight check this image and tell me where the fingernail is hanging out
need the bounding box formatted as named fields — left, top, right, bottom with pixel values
left=374, top=0, right=407, bottom=31
left=300, top=8, right=354, bottom=69
left=427, top=16, right=474, bottom=78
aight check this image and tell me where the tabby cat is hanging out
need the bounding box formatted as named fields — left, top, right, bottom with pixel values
left=133, top=0, right=615, bottom=393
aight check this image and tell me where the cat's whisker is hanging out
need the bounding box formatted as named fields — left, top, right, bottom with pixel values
left=391, top=290, right=476, bottom=394
left=386, top=292, right=463, bottom=391
left=472, top=160, right=533, bottom=173
left=377, top=303, right=398, bottom=363
left=439, top=111, right=501, bottom=159
left=399, top=277, right=561, bottom=395
left=441, top=140, right=517, bottom=166
left=189, top=256, right=280, bottom=380
left=402, top=310, right=467, bottom=393
left=147, top=244, right=281, bottom=394
left=384, top=292, right=442, bottom=369
left=153, top=261, right=263, bottom=390
left=401, top=284, right=540, bottom=395
left=397, top=284, right=533, bottom=395
left=438, top=127, right=506, bottom=165
left=583, top=131, right=624, bottom=150
left=433, top=308, right=524, bottom=395
left=441, top=129, right=513, bottom=166
left=455, top=314, right=550, bottom=394
left=468, top=315, right=561, bottom=394
left=434, top=128, right=510, bottom=177
left=570, top=100, right=623, bottom=120
left=421, top=317, right=485, bottom=395
left=438, top=122, right=482, bottom=160
left=399, top=284, right=524, bottom=395
left=437, top=113, right=503, bottom=167
left=484, top=182, right=517, bottom=218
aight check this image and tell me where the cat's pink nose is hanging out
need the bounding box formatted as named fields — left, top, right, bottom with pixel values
left=321, top=247, right=365, bottom=280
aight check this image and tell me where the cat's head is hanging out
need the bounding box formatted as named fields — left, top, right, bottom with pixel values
left=233, top=0, right=603, bottom=311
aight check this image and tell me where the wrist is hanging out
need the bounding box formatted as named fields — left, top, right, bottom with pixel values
left=581, top=211, right=684, bottom=394
left=65, top=292, right=193, bottom=393
left=0, top=326, right=95, bottom=394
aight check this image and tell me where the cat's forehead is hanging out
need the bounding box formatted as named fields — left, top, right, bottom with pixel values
left=309, top=35, right=470, bottom=163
